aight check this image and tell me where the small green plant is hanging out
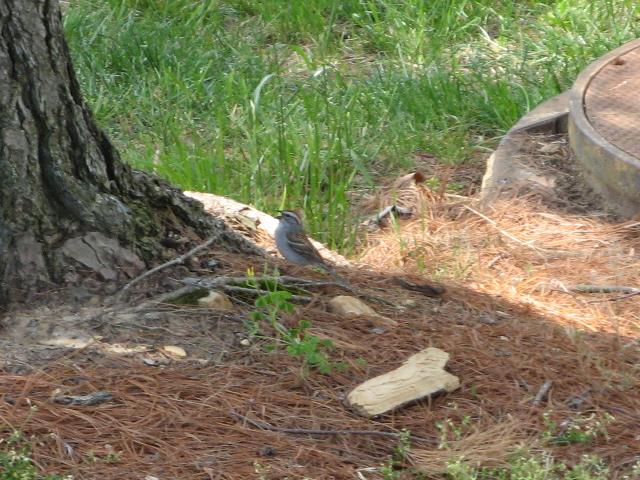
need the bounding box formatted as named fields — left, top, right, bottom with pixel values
left=86, top=449, right=122, bottom=464
left=0, top=431, right=70, bottom=480
left=436, top=416, right=473, bottom=449
left=247, top=289, right=295, bottom=337
left=246, top=273, right=338, bottom=374
left=283, top=319, right=336, bottom=374
left=381, top=429, right=421, bottom=480
left=542, top=412, right=614, bottom=446
left=445, top=451, right=611, bottom=480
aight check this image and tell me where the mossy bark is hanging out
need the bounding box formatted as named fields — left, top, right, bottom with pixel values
left=0, top=0, right=258, bottom=305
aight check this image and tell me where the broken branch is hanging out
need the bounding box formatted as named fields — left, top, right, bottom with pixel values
left=532, top=380, right=553, bottom=406
left=116, top=234, right=221, bottom=299
left=183, top=275, right=395, bottom=307
left=571, top=284, right=640, bottom=294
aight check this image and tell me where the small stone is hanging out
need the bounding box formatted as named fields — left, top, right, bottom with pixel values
left=328, top=296, right=398, bottom=328
left=143, top=357, right=169, bottom=366
left=370, top=327, right=386, bottom=334
left=105, top=344, right=151, bottom=354
left=162, top=345, right=187, bottom=357
left=329, top=295, right=376, bottom=316
left=239, top=338, right=251, bottom=347
left=198, top=291, right=234, bottom=310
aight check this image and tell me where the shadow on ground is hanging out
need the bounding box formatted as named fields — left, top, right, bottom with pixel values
left=0, top=251, right=637, bottom=479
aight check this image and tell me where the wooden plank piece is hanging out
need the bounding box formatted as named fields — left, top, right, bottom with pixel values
left=346, top=347, right=460, bottom=418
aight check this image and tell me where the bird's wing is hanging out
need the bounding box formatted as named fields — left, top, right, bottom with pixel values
left=285, top=230, right=325, bottom=263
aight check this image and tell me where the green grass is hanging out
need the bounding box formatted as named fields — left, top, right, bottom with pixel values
left=63, top=0, right=640, bottom=251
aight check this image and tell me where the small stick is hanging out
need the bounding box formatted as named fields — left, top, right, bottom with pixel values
left=116, top=234, right=220, bottom=299
left=229, top=411, right=436, bottom=445
left=129, top=285, right=203, bottom=312
left=184, top=275, right=396, bottom=307
left=186, top=275, right=344, bottom=290
left=571, top=284, right=640, bottom=294
left=532, top=380, right=553, bottom=406
left=487, top=254, right=504, bottom=268
left=587, top=291, right=640, bottom=303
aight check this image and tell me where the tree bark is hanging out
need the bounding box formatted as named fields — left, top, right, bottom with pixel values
left=0, top=0, right=257, bottom=305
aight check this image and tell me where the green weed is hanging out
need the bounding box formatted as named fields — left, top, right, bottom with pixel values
left=0, top=432, right=70, bottom=480
left=445, top=453, right=611, bottom=479
left=542, top=411, right=615, bottom=446
left=381, top=429, right=425, bottom=480
left=245, top=273, right=339, bottom=374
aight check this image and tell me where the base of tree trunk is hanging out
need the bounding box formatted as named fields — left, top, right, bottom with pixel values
left=0, top=1, right=261, bottom=306
left=3, top=168, right=261, bottom=305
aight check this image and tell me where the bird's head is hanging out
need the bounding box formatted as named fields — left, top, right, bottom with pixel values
left=277, top=209, right=304, bottom=229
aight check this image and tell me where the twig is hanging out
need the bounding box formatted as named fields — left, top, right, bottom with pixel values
left=185, top=275, right=341, bottom=290
left=129, top=285, right=204, bottom=312
left=487, top=254, right=504, bottom=268
left=532, top=380, right=553, bottom=406
left=230, top=411, right=436, bottom=445
left=568, top=284, right=640, bottom=303
left=115, top=234, right=221, bottom=299
left=587, top=291, right=640, bottom=303
left=463, top=205, right=543, bottom=254
left=184, top=275, right=396, bottom=307
left=571, top=284, right=640, bottom=294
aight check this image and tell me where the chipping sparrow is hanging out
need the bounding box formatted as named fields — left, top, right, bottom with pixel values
left=275, top=210, right=336, bottom=275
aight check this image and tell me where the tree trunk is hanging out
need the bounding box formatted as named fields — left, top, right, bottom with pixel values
left=0, top=0, right=257, bottom=305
